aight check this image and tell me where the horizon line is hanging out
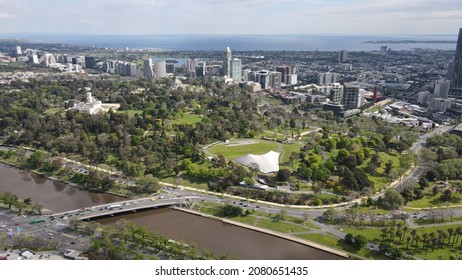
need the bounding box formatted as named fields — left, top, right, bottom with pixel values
left=0, top=32, right=458, bottom=37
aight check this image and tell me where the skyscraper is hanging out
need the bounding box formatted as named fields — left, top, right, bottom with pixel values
left=434, top=80, right=450, bottom=99
left=230, top=58, right=242, bottom=82
left=223, top=47, right=232, bottom=76
left=318, top=73, right=338, bottom=85
left=338, top=50, right=348, bottom=63
left=143, top=58, right=154, bottom=78
left=449, top=28, right=462, bottom=98
left=153, top=60, right=167, bottom=78
left=342, top=83, right=360, bottom=110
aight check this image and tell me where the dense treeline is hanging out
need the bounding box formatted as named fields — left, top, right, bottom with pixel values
left=0, top=78, right=260, bottom=183
left=424, top=133, right=462, bottom=181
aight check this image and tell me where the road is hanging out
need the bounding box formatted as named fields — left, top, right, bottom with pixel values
left=2, top=124, right=459, bottom=257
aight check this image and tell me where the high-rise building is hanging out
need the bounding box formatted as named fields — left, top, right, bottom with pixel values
left=230, top=58, right=242, bottom=82
left=417, top=91, right=431, bottom=104
left=269, top=71, right=282, bottom=89
left=338, top=50, right=348, bottom=63
left=434, top=80, right=450, bottom=99
left=276, top=66, right=291, bottom=84
left=329, top=84, right=344, bottom=104
left=166, top=63, right=175, bottom=74
left=318, top=72, right=338, bottom=85
left=143, top=58, right=155, bottom=78
left=153, top=60, right=167, bottom=78
left=342, top=83, right=360, bottom=110
left=449, top=28, right=462, bottom=98
left=15, top=46, right=22, bottom=56
left=85, top=57, right=98, bottom=68
left=286, top=74, right=297, bottom=85
left=430, top=98, right=452, bottom=112
left=223, top=47, right=232, bottom=76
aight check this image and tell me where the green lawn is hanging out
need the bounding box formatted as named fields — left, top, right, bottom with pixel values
left=280, top=143, right=303, bottom=164
left=296, top=233, right=388, bottom=260
left=207, top=141, right=279, bottom=159
left=339, top=224, right=462, bottom=259
left=174, top=114, right=202, bottom=125
left=116, top=110, right=143, bottom=118
left=256, top=218, right=310, bottom=233
left=405, top=188, right=462, bottom=208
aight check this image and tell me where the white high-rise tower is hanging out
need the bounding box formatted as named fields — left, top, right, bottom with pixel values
left=223, top=47, right=232, bottom=76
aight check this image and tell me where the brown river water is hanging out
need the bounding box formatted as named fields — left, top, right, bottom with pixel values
left=0, top=163, right=345, bottom=259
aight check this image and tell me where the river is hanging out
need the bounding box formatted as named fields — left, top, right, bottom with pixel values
left=0, top=163, right=345, bottom=259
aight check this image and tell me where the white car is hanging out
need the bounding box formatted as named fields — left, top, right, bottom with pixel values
left=0, top=225, right=6, bottom=228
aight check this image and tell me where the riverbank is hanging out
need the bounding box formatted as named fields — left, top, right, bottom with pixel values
left=0, top=159, right=130, bottom=201
left=172, top=206, right=350, bottom=259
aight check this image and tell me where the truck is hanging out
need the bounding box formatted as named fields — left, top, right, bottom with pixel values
left=106, top=204, right=122, bottom=210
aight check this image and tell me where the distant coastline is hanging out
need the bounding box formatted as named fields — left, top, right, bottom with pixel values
left=363, top=40, right=457, bottom=44
left=0, top=34, right=457, bottom=51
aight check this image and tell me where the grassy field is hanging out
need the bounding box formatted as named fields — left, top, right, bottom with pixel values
left=207, top=141, right=279, bottom=159
left=296, top=233, right=388, bottom=260
left=116, top=110, right=143, bottom=118
left=256, top=218, right=311, bottom=233
left=405, top=187, right=462, bottom=208
left=280, top=143, right=303, bottom=164
left=340, top=224, right=462, bottom=259
left=173, top=114, right=202, bottom=125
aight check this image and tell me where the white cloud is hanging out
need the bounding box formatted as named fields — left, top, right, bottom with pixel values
left=0, top=12, right=11, bottom=19
left=0, top=0, right=461, bottom=34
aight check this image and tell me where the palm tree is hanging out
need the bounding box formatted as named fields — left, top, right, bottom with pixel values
left=402, top=225, right=408, bottom=242
left=414, top=234, right=420, bottom=248
left=396, top=229, right=403, bottom=245
left=455, top=226, right=462, bottom=246
left=410, top=229, right=417, bottom=244
left=381, top=228, right=388, bottom=241
left=422, top=233, right=429, bottom=251
left=388, top=227, right=396, bottom=242
left=447, top=228, right=454, bottom=246
left=406, top=236, right=412, bottom=249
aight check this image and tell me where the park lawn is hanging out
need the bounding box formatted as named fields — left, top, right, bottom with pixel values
left=405, top=188, right=462, bottom=208
left=296, top=233, right=387, bottom=260
left=207, top=141, right=279, bottom=159
left=116, top=110, right=143, bottom=118
left=339, top=227, right=385, bottom=244
left=340, top=224, right=462, bottom=260
left=174, top=114, right=202, bottom=125
left=296, top=233, right=341, bottom=249
left=280, top=143, right=303, bottom=164
left=231, top=215, right=257, bottom=225
left=256, top=218, right=310, bottom=233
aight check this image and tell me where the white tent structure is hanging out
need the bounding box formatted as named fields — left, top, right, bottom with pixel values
left=235, top=151, right=280, bottom=173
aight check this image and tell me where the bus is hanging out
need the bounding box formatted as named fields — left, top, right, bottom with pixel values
left=29, top=219, right=46, bottom=224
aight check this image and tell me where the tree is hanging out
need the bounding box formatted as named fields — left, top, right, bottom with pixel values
left=441, top=189, right=452, bottom=202
left=344, top=233, right=355, bottom=245
left=321, top=208, right=338, bottom=222
left=384, top=160, right=394, bottom=176
left=136, top=174, right=160, bottom=194
left=353, top=234, right=368, bottom=250
left=276, top=168, right=292, bottom=182
left=380, top=189, right=404, bottom=210
left=220, top=204, right=243, bottom=217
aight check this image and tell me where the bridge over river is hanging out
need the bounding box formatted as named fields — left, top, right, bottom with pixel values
left=46, top=195, right=200, bottom=222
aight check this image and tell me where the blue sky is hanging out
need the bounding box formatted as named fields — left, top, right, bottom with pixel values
left=0, top=0, right=461, bottom=35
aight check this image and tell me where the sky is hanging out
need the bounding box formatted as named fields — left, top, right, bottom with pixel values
left=0, top=0, right=461, bottom=35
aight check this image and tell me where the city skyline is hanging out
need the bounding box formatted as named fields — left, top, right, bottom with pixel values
left=0, top=0, right=461, bottom=35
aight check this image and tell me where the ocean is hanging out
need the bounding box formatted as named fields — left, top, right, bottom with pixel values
left=0, top=34, right=457, bottom=52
